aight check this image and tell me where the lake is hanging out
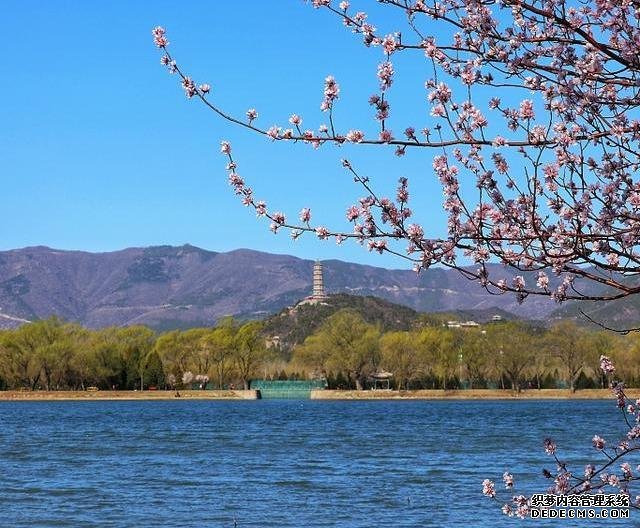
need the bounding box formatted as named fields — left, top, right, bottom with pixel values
left=0, top=399, right=633, bottom=527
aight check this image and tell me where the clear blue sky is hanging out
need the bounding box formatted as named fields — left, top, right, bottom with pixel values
left=3, top=1, right=450, bottom=268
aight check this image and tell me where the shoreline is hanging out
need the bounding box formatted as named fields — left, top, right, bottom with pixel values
left=312, top=388, right=636, bottom=400
left=0, top=390, right=259, bottom=401
left=0, top=388, right=632, bottom=401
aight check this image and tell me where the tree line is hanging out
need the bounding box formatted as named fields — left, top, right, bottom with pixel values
left=0, top=317, right=268, bottom=391
left=1, top=310, right=638, bottom=392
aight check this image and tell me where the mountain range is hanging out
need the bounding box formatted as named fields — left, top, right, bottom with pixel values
left=0, top=244, right=631, bottom=330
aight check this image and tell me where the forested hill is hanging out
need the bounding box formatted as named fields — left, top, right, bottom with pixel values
left=262, top=294, right=419, bottom=351
left=0, top=245, right=604, bottom=331
left=262, top=294, right=519, bottom=352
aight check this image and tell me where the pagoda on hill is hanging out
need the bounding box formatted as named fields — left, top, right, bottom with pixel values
left=297, top=260, right=329, bottom=306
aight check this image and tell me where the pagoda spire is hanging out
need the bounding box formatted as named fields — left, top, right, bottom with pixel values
left=312, top=260, right=327, bottom=300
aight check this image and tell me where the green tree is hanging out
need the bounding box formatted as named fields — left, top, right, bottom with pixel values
left=234, top=321, right=269, bottom=390
left=201, top=318, right=238, bottom=389
left=545, top=321, right=591, bottom=393
left=292, top=332, right=333, bottom=379
left=142, top=350, right=165, bottom=388
left=380, top=331, right=420, bottom=390
left=153, top=329, right=193, bottom=385
left=417, top=327, right=460, bottom=390
left=181, top=328, right=210, bottom=376
left=297, top=309, right=380, bottom=391
left=459, top=331, right=491, bottom=389
left=488, top=322, right=536, bottom=393
left=0, top=318, right=64, bottom=390
left=114, top=326, right=155, bottom=390
left=77, top=328, right=124, bottom=389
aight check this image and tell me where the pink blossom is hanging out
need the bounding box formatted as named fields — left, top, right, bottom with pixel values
left=377, top=61, right=394, bottom=91
left=220, top=141, right=231, bottom=155
left=199, top=83, right=210, bottom=94
left=368, top=240, right=387, bottom=253
left=492, top=136, right=508, bottom=147
left=381, top=34, right=398, bottom=55
left=289, top=114, right=302, bottom=126
left=379, top=130, right=393, bottom=143
left=272, top=212, right=285, bottom=225
left=407, top=224, right=423, bottom=241
left=228, top=173, right=244, bottom=192
left=181, top=77, right=196, bottom=98
left=339, top=1, right=349, bottom=10
left=353, top=11, right=367, bottom=23
left=346, top=130, right=364, bottom=143
left=152, top=26, right=168, bottom=48
left=346, top=205, right=359, bottom=222
left=606, top=253, right=619, bottom=267
left=628, top=425, right=640, bottom=440
left=299, top=208, right=312, bottom=223
left=482, top=479, right=496, bottom=498
left=246, top=108, right=258, bottom=122
left=600, top=355, right=615, bottom=374
left=503, top=472, right=514, bottom=489
left=519, top=99, right=535, bottom=120
left=544, top=438, right=557, bottom=455
left=315, top=226, right=330, bottom=239
left=266, top=126, right=280, bottom=140
left=592, top=435, right=606, bottom=450
left=427, top=82, right=452, bottom=104
left=585, top=464, right=595, bottom=479
left=322, top=75, right=340, bottom=110
left=255, top=201, right=266, bottom=217
left=513, top=498, right=529, bottom=520
left=513, top=275, right=525, bottom=291
left=430, top=104, right=446, bottom=117
left=536, top=272, right=549, bottom=290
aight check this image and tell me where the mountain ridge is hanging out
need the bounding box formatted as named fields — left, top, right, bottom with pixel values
left=0, top=244, right=609, bottom=330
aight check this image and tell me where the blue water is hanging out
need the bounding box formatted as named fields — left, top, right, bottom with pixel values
left=0, top=399, right=635, bottom=527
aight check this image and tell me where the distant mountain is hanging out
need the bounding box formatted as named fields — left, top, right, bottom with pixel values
left=0, top=244, right=586, bottom=330
left=551, top=291, right=640, bottom=331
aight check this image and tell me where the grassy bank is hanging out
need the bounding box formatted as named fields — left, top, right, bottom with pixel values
left=0, top=388, right=634, bottom=401
left=311, top=388, right=638, bottom=400
left=0, top=390, right=258, bottom=401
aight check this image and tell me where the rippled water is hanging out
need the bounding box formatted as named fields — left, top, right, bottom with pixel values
left=0, top=399, right=634, bottom=527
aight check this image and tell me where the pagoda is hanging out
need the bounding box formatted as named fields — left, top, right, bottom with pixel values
left=296, top=260, right=329, bottom=306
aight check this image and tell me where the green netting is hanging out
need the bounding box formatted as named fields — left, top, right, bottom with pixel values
left=250, top=380, right=327, bottom=399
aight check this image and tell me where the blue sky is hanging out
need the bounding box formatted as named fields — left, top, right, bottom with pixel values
left=3, top=1, right=452, bottom=268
